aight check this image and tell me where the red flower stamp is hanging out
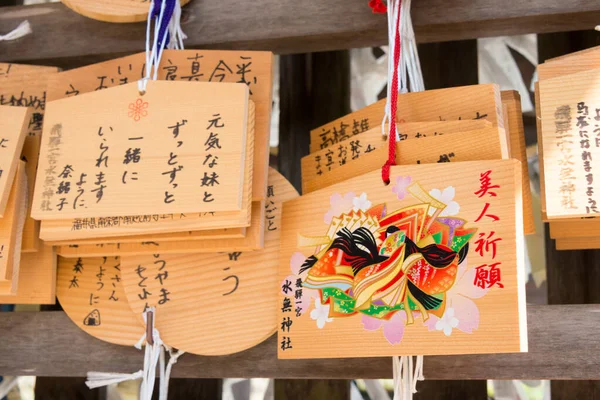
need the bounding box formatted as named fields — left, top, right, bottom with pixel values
left=128, top=98, right=149, bottom=122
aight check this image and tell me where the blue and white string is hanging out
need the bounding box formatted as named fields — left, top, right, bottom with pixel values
left=138, top=0, right=187, bottom=94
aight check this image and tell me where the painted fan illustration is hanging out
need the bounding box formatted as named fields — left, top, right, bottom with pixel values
left=293, top=180, right=479, bottom=336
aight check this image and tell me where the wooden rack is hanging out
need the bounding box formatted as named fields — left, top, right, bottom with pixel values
left=1, top=1, right=600, bottom=398
left=0, top=306, right=598, bottom=380
left=1, top=0, right=600, bottom=63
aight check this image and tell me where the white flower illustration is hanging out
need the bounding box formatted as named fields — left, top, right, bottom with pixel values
left=310, top=300, right=333, bottom=329
left=429, top=186, right=460, bottom=216
left=435, top=307, right=459, bottom=336
left=353, top=192, right=372, bottom=212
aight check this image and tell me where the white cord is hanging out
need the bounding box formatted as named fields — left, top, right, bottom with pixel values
left=136, top=308, right=163, bottom=400
left=159, top=346, right=185, bottom=400
left=0, top=21, right=31, bottom=41
left=85, top=308, right=163, bottom=400
left=382, top=0, right=425, bottom=142
left=392, top=355, right=424, bottom=400
left=85, top=371, right=144, bottom=389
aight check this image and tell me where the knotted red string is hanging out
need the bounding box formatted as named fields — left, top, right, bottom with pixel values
left=382, top=0, right=402, bottom=185
left=368, top=0, right=387, bottom=13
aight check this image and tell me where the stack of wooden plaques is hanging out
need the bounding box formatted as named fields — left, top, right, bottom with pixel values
left=537, top=45, right=600, bottom=250
left=55, top=165, right=298, bottom=354
left=302, top=84, right=534, bottom=235
left=0, top=63, right=60, bottom=305
left=31, top=50, right=306, bottom=356
left=276, top=84, right=532, bottom=358
left=36, top=50, right=274, bottom=257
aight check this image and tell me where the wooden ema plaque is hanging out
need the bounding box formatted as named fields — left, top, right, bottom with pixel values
left=0, top=63, right=59, bottom=80
left=537, top=47, right=600, bottom=247
left=119, top=168, right=298, bottom=355
left=501, top=91, right=534, bottom=234
left=46, top=49, right=273, bottom=202
left=0, top=106, right=29, bottom=216
left=32, top=81, right=251, bottom=219
left=302, top=120, right=491, bottom=185
left=309, top=84, right=504, bottom=153
left=0, top=162, right=27, bottom=292
left=538, top=46, right=600, bottom=81
left=302, top=125, right=508, bottom=193
left=555, top=236, right=600, bottom=250
left=38, top=103, right=255, bottom=242
left=303, top=126, right=509, bottom=195
left=61, top=0, right=191, bottom=23
left=538, top=67, right=600, bottom=219
left=308, top=89, right=534, bottom=235
left=56, top=256, right=145, bottom=346
left=0, top=66, right=61, bottom=252
left=55, top=201, right=265, bottom=258
left=278, top=160, right=527, bottom=358
left=0, top=244, right=56, bottom=305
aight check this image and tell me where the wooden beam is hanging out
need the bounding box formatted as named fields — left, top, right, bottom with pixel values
left=1, top=306, right=599, bottom=379
left=275, top=380, right=350, bottom=400
left=1, top=0, right=600, bottom=64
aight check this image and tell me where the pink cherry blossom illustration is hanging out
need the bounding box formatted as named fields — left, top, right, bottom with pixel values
left=424, top=259, right=489, bottom=335
left=362, top=312, right=407, bottom=345
left=391, top=176, right=412, bottom=200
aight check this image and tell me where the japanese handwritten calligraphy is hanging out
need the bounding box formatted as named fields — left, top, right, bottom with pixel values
left=40, top=124, right=255, bottom=242
left=33, top=81, right=251, bottom=219
left=46, top=49, right=273, bottom=201
left=473, top=170, right=504, bottom=289
left=118, top=168, right=299, bottom=355
left=309, top=84, right=504, bottom=153
left=55, top=201, right=264, bottom=258
left=0, top=66, right=60, bottom=252
left=56, top=255, right=145, bottom=345
left=302, top=125, right=508, bottom=194
left=539, top=68, right=600, bottom=218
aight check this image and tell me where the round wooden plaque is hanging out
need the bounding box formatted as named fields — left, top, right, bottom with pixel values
left=56, top=256, right=145, bottom=346
left=61, top=0, right=191, bottom=23
left=120, top=168, right=299, bottom=355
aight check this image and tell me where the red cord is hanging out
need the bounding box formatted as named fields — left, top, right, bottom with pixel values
left=368, top=0, right=387, bottom=13
left=382, top=1, right=402, bottom=185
